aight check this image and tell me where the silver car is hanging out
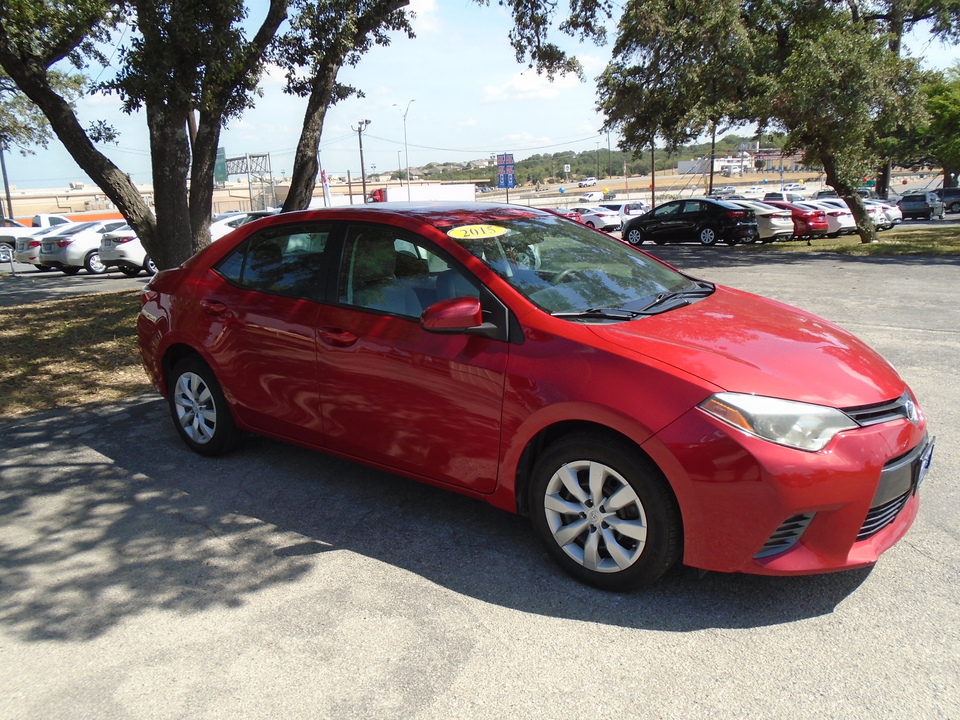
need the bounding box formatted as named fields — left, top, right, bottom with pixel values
left=38, top=219, right=127, bottom=275
left=11, top=224, right=84, bottom=269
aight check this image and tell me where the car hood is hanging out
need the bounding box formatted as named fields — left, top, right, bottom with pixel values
left=591, top=286, right=904, bottom=407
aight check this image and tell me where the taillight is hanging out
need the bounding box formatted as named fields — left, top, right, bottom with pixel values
left=56, top=240, right=73, bottom=247
left=113, top=236, right=136, bottom=244
left=725, top=210, right=747, bottom=219
left=28, top=240, right=41, bottom=248
left=826, top=211, right=844, bottom=217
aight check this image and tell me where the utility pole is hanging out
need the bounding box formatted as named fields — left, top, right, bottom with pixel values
left=353, top=119, right=371, bottom=200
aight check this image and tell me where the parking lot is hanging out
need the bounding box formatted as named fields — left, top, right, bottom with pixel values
left=1, top=247, right=958, bottom=719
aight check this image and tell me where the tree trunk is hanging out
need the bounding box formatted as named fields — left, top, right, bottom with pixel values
left=189, top=112, right=225, bottom=252
left=146, top=104, right=194, bottom=268
left=283, top=61, right=341, bottom=212
left=821, top=153, right=877, bottom=244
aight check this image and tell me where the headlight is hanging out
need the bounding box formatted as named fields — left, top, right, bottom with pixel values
left=699, top=393, right=859, bottom=452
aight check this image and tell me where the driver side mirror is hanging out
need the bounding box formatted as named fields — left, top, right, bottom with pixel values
left=420, top=296, right=498, bottom=338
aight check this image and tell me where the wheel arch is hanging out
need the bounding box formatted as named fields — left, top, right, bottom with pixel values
left=512, top=419, right=677, bottom=518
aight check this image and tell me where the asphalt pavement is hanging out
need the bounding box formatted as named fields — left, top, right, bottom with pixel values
left=1, top=247, right=958, bottom=719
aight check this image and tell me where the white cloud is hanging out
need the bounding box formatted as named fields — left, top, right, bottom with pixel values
left=481, top=71, right=581, bottom=104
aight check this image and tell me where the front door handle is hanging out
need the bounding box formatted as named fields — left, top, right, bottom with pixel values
left=318, top=327, right=358, bottom=348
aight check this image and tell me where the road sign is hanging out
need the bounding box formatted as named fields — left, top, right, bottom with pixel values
left=497, top=153, right=516, bottom=189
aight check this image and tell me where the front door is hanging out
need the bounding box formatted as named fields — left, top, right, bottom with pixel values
left=315, top=224, right=508, bottom=494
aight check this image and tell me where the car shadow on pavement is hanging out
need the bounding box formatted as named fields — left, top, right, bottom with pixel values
left=0, top=396, right=873, bottom=642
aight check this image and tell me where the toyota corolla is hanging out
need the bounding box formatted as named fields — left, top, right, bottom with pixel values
left=137, top=203, right=933, bottom=590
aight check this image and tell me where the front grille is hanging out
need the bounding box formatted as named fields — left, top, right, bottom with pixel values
left=755, top=513, right=815, bottom=559
left=843, top=393, right=916, bottom=427
left=858, top=491, right=911, bottom=541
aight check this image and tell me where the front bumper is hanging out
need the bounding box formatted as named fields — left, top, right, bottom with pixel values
left=643, top=405, right=929, bottom=576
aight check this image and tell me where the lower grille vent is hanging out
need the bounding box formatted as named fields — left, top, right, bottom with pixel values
left=755, top=513, right=815, bottom=559
left=858, top=491, right=910, bottom=541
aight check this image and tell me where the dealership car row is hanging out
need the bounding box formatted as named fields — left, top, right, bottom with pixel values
left=0, top=186, right=952, bottom=278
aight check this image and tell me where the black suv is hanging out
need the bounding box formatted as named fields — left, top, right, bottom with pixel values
left=935, top=187, right=960, bottom=213
left=621, top=198, right=759, bottom=246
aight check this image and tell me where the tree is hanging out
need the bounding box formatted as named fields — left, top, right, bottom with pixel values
left=272, top=0, right=413, bottom=211
left=922, top=65, right=960, bottom=186
left=597, top=0, right=959, bottom=243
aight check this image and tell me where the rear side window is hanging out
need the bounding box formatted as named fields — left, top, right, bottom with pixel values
left=215, top=223, right=332, bottom=300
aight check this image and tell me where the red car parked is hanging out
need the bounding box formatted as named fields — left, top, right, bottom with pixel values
left=764, top=200, right=830, bottom=239
left=138, top=203, right=933, bottom=590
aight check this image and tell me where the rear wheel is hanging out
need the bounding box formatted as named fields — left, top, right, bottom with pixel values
left=168, top=357, right=241, bottom=457
left=950, top=201, right=960, bottom=213
left=698, top=226, right=718, bottom=246
left=0, top=242, right=12, bottom=262
left=144, top=256, right=158, bottom=275
left=120, top=266, right=141, bottom=277
left=528, top=433, right=682, bottom=591
left=84, top=251, right=106, bottom=274
left=625, top=227, right=645, bottom=245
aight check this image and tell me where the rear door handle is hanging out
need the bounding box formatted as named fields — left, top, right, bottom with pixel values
left=318, top=327, right=358, bottom=348
left=200, top=300, right=229, bottom=316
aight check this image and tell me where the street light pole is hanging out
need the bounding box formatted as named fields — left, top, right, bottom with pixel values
left=394, top=100, right=414, bottom=200
left=353, top=119, right=371, bottom=200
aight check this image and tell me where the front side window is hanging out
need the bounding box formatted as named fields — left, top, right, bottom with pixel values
left=215, top=223, right=331, bottom=299
left=653, top=202, right=681, bottom=218
left=339, top=225, right=477, bottom=318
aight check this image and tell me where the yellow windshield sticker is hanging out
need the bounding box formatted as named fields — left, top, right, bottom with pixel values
left=447, top=224, right=507, bottom=239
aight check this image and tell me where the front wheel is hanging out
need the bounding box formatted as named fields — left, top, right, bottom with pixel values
left=168, top=357, right=241, bottom=457
left=0, top=242, right=12, bottom=263
left=144, top=256, right=158, bottom=275
left=528, top=433, right=682, bottom=591
left=698, top=226, right=718, bottom=245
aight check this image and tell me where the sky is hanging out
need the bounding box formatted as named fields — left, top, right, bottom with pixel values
left=4, top=0, right=960, bottom=191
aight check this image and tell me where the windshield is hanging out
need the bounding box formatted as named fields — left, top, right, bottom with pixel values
left=439, top=213, right=707, bottom=318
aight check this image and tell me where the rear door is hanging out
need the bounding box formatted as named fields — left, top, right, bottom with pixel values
left=201, top=222, right=334, bottom=445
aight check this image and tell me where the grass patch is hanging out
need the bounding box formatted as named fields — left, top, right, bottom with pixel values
left=739, top=224, right=960, bottom=255
left=0, top=289, right=151, bottom=421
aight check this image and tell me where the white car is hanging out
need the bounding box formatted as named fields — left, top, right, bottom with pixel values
left=209, top=209, right=279, bottom=241
left=599, top=201, right=649, bottom=224
left=578, top=191, right=604, bottom=203
left=100, top=224, right=157, bottom=276
left=796, top=201, right=856, bottom=237
left=568, top=205, right=622, bottom=231
left=864, top=199, right=903, bottom=230
left=819, top=198, right=887, bottom=229
left=726, top=200, right=795, bottom=243
left=38, top=219, right=128, bottom=274
left=782, top=183, right=806, bottom=192
left=743, top=186, right=766, bottom=195
left=578, top=176, right=598, bottom=187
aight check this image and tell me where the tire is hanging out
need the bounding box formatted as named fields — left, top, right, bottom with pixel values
left=528, top=432, right=682, bottom=591
left=950, top=201, right=960, bottom=213
left=625, top=227, right=645, bottom=245
left=84, top=251, right=106, bottom=274
left=698, top=226, right=718, bottom=246
left=168, top=356, right=241, bottom=457
left=61, top=266, right=82, bottom=275
left=925, top=210, right=933, bottom=220
left=0, top=242, right=12, bottom=263
left=120, top=266, right=141, bottom=277
left=586, top=221, right=597, bottom=229
left=144, top=256, right=158, bottom=275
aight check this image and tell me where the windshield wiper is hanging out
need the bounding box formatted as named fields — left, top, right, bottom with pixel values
left=551, top=307, right=641, bottom=320
left=637, top=283, right=715, bottom=313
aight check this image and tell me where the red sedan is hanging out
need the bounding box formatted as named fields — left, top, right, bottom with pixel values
left=764, top=200, right=830, bottom=238
left=137, top=203, right=932, bottom=590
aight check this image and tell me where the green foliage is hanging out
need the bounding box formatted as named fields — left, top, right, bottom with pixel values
left=0, top=68, right=83, bottom=153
